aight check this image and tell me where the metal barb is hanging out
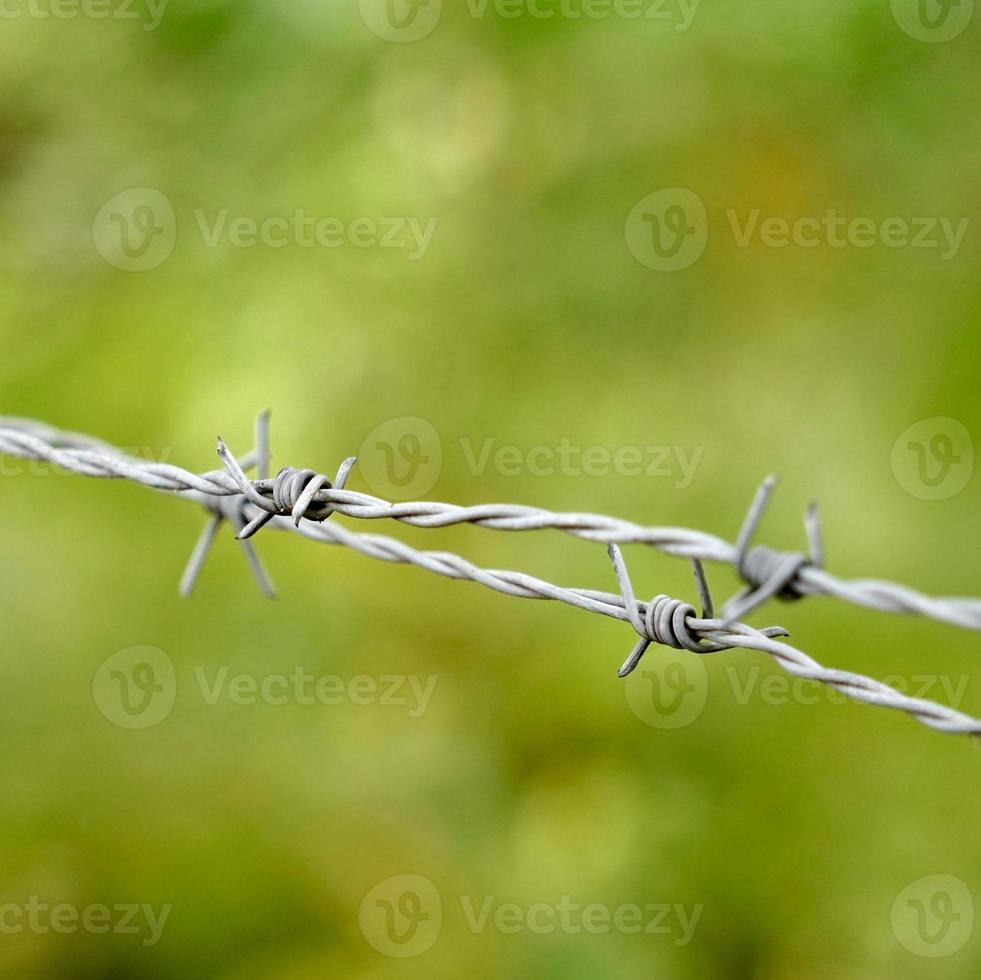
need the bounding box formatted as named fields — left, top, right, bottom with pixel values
left=198, top=420, right=359, bottom=592
left=179, top=514, right=222, bottom=599
left=805, top=501, right=824, bottom=570
left=229, top=510, right=277, bottom=599
left=691, top=557, right=714, bottom=620
left=179, top=414, right=278, bottom=599
left=217, top=439, right=358, bottom=542
left=255, top=410, right=271, bottom=482
left=609, top=544, right=714, bottom=678
left=722, top=475, right=825, bottom=624
left=610, top=543, right=790, bottom=678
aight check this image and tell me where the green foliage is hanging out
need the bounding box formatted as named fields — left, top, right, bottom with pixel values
left=0, top=2, right=978, bottom=976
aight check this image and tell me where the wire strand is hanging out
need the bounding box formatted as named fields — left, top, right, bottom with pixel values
left=1, top=415, right=978, bottom=738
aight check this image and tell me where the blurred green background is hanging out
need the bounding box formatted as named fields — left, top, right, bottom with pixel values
left=0, top=0, right=979, bottom=976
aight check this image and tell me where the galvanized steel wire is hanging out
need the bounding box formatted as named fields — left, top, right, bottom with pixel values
left=1, top=414, right=978, bottom=737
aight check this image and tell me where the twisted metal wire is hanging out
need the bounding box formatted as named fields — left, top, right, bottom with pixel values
left=2, top=416, right=978, bottom=631
left=1, top=415, right=979, bottom=736
left=268, top=514, right=981, bottom=736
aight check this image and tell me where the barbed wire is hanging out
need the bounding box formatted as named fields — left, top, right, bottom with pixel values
left=1, top=414, right=979, bottom=737
left=3, top=414, right=978, bottom=630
